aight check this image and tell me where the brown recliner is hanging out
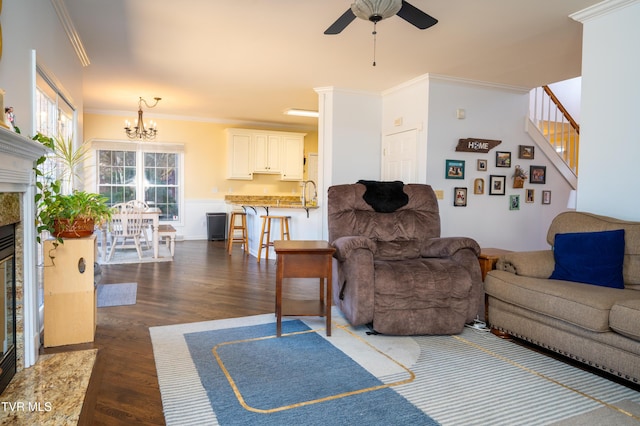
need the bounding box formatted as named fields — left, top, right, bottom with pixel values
left=328, top=182, right=483, bottom=335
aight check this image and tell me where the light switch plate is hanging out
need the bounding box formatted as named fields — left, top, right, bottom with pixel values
left=434, top=190, right=444, bottom=200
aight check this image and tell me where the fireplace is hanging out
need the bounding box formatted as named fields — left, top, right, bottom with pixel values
left=0, top=224, right=16, bottom=394
left=0, top=127, right=48, bottom=380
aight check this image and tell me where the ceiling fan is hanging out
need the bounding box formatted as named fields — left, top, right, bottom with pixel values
left=324, top=0, right=438, bottom=35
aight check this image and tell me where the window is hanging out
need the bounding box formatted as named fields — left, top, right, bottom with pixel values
left=94, top=141, right=183, bottom=222
left=144, top=152, right=179, bottom=221
left=35, top=70, right=76, bottom=186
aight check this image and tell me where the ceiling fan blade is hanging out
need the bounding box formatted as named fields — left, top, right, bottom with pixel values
left=324, top=9, right=356, bottom=35
left=397, top=0, right=438, bottom=30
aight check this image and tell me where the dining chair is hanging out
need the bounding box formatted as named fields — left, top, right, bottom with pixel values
left=125, top=200, right=151, bottom=249
left=108, top=203, right=145, bottom=260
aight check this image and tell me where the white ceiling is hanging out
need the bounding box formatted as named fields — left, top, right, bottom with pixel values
left=63, top=0, right=601, bottom=128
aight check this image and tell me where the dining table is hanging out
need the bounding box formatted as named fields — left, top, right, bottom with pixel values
left=99, top=207, right=161, bottom=262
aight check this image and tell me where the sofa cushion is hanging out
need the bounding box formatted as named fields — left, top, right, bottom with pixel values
left=549, top=229, right=625, bottom=289
left=547, top=211, right=640, bottom=286
left=485, top=270, right=635, bottom=333
left=610, top=299, right=640, bottom=341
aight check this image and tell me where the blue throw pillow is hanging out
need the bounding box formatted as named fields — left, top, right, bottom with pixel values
left=549, top=229, right=625, bottom=289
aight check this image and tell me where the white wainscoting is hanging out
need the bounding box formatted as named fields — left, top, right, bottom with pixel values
left=180, top=199, right=229, bottom=240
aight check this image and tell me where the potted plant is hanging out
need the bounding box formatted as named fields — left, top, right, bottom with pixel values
left=33, top=133, right=111, bottom=241
left=37, top=190, right=112, bottom=239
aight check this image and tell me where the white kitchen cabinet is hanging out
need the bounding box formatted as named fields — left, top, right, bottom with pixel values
left=226, top=130, right=253, bottom=180
left=226, top=128, right=306, bottom=181
left=280, top=135, right=304, bottom=181
left=253, top=134, right=281, bottom=173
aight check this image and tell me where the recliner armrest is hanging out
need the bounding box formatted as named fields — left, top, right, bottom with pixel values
left=495, top=250, right=554, bottom=278
left=421, top=237, right=480, bottom=258
left=332, top=236, right=376, bottom=261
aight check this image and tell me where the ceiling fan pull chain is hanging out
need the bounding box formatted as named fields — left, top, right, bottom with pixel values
left=372, top=23, right=377, bottom=66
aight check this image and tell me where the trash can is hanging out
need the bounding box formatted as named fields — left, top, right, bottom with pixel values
left=206, top=213, right=226, bottom=241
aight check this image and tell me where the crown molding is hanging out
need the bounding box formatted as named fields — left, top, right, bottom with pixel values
left=50, top=0, right=90, bottom=67
left=425, top=74, right=531, bottom=94
left=570, top=0, right=640, bottom=22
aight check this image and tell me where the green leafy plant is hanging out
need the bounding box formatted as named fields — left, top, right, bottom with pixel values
left=51, top=134, right=90, bottom=193
left=43, top=189, right=111, bottom=225
left=33, top=133, right=110, bottom=242
left=36, top=190, right=112, bottom=242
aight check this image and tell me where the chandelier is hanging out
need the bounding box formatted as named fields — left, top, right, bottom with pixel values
left=124, top=96, right=161, bottom=140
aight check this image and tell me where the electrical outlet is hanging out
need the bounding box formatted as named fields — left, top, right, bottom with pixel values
left=434, top=190, right=444, bottom=200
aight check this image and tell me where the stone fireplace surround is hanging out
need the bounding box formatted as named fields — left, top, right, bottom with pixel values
left=0, top=126, right=48, bottom=371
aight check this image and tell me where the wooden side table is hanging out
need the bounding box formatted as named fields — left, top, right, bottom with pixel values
left=274, top=240, right=336, bottom=337
left=479, top=248, right=512, bottom=338
left=478, top=248, right=512, bottom=281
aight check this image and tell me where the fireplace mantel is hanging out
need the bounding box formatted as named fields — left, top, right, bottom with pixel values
left=0, top=127, right=48, bottom=191
left=0, top=126, right=48, bottom=370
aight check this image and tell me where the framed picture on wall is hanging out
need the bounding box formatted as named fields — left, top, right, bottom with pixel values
left=519, top=145, right=535, bottom=159
left=510, top=195, right=520, bottom=210
left=489, top=175, right=506, bottom=195
left=454, top=187, right=467, bottom=206
left=474, top=178, right=484, bottom=194
left=526, top=189, right=535, bottom=203
left=445, top=159, right=465, bottom=179
left=496, top=151, right=511, bottom=168
left=530, top=165, right=547, bottom=184
left=477, top=159, right=487, bottom=171
left=542, top=190, right=552, bottom=204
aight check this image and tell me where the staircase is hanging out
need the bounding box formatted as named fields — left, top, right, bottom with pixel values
left=527, top=85, right=579, bottom=190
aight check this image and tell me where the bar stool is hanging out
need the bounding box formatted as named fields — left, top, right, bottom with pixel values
left=257, top=215, right=291, bottom=263
left=227, top=211, right=249, bottom=255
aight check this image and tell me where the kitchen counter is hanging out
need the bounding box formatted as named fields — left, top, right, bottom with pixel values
left=224, top=195, right=323, bottom=259
left=224, top=195, right=319, bottom=209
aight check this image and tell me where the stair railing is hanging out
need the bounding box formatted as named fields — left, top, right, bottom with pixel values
left=529, top=85, right=580, bottom=175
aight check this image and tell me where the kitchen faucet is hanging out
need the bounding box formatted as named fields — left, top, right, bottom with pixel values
left=301, top=180, right=317, bottom=206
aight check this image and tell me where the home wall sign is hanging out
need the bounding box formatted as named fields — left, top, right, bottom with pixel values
left=455, top=138, right=502, bottom=153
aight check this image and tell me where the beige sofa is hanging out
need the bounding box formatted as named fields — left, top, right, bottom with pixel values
left=485, top=211, right=640, bottom=384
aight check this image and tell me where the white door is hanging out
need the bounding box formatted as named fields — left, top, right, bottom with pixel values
left=382, top=129, right=418, bottom=182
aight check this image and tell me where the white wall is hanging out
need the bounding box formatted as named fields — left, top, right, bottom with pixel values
left=319, top=87, right=382, bottom=187
left=0, top=0, right=85, bottom=138
left=572, top=0, right=640, bottom=221
left=548, top=77, right=582, bottom=123
left=383, top=75, right=572, bottom=251
left=317, top=87, right=382, bottom=239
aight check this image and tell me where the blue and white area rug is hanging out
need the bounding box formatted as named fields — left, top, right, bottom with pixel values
left=150, top=310, right=640, bottom=425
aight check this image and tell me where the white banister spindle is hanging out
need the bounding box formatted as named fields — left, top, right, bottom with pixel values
left=529, top=86, right=579, bottom=176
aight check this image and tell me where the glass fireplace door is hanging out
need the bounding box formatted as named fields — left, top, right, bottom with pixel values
left=0, top=224, right=16, bottom=394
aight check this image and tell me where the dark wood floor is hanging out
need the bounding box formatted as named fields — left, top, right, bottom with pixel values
left=44, top=240, right=312, bottom=425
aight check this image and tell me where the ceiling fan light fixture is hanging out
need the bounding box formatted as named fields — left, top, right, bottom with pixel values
left=284, top=108, right=319, bottom=118
left=351, top=0, right=402, bottom=22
